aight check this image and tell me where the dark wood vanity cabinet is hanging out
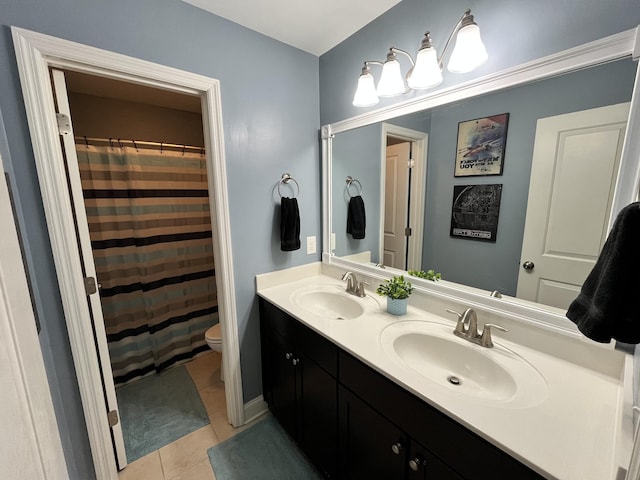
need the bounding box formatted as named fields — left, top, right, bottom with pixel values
left=260, top=298, right=338, bottom=479
left=339, top=385, right=463, bottom=479
left=259, top=298, right=545, bottom=480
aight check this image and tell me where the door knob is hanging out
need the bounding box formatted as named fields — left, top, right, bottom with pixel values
left=522, top=261, right=535, bottom=270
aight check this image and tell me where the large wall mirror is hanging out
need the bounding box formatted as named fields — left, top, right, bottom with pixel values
left=322, top=28, right=640, bottom=328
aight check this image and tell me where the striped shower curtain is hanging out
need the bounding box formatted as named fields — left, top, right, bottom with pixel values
left=76, top=143, right=219, bottom=386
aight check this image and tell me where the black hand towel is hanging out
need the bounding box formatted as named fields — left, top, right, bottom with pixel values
left=280, top=196, right=300, bottom=251
left=347, top=195, right=366, bottom=240
left=566, top=202, right=640, bottom=343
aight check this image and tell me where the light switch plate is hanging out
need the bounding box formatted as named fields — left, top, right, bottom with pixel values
left=306, top=236, right=317, bottom=254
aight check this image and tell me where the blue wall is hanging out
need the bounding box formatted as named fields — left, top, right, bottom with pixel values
left=320, top=0, right=640, bottom=125
left=0, top=1, right=318, bottom=478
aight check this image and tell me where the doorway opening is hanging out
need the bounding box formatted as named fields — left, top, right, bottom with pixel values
left=380, top=123, right=428, bottom=271
left=55, top=68, right=230, bottom=467
left=13, top=27, right=244, bottom=479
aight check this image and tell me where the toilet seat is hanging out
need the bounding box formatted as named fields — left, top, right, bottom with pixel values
left=205, top=323, right=221, bottom=344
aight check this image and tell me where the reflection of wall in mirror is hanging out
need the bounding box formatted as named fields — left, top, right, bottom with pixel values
left=331, top=123, right=381, bottom=260
left=424, top=59, right=636, bottom=297
left=332, top=59, right=636, bottom=298
left=332, top=111, right=431, bottom=263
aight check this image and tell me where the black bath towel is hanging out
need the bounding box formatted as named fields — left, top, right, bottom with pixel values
left=280, top=196, right=300, bottom=251
left=566, top=202, right=640, bottom=343
left=347, top=195, right=366, bottom=239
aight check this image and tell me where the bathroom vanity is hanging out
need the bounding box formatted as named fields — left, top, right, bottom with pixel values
left=257, top=263, right=630, bottom=480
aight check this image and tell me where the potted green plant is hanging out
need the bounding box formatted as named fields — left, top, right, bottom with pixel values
left=376, top=275, right=413, bottom=315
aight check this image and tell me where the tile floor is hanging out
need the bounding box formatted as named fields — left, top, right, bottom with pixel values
left=117, top=351, right=258, bottom=480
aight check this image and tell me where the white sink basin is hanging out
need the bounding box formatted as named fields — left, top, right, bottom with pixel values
left=380, top=321, right=548, bottom=408
left=291, top=284, right=378, bottom=320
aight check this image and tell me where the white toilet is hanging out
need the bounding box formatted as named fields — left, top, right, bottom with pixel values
left=205, top=323, right=224, bottom=382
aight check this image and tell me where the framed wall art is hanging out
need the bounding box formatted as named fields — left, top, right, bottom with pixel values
left=450, top=184, right=502, bottom=242
left=454, top=113, right=509, bottom=177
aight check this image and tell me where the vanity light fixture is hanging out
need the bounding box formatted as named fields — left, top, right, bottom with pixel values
left=352, top=9, right=488, bottom=107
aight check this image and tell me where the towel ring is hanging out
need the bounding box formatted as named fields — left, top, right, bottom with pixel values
left=278, top=173, right=300, bottom=198
left=346, top=176, right=363, bottom=198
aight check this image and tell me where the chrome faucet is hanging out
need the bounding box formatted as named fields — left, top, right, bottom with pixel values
left=446, top=308, right=507, bottom=348
left=341, top=271, right=366, bottom=297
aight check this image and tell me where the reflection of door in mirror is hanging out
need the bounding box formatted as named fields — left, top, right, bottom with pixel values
left=384, top=141, right=410, bottom=269
left=517, top=102, right=629, bottom=309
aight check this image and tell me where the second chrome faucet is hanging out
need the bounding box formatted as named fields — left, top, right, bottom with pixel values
left=446, top=308, right=507, bottom=348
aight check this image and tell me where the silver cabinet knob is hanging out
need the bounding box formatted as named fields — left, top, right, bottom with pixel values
left=409, top=457, right=426, bottom=471
left=391, top=442, right=403, bottom=455
left=285, top=352, right=293, bottom=360
left=522, top=261, right=535, bottom=270
left=292, top=358, right=299, bottom=366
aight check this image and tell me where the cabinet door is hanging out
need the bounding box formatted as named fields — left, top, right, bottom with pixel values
left=339, top=386, right=406, bottom=479
left=262, top=327, right=298, bottom=439
left=299, top=355, right=338, bottom=479
left=407, top=440, right=464, bottom=480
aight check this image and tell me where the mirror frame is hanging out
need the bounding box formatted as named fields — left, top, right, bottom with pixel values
left=322, top=27, right=640, bottom=335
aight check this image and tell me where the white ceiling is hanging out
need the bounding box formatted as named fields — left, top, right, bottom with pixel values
left=181, top=0, right=402, bottom=56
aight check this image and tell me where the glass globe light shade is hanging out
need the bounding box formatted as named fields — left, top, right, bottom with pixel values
left=408, top=46, right=443, bottom=89
left=352, top=70, right=379, bottom=107
left=447, top=23, right=488, bottom=74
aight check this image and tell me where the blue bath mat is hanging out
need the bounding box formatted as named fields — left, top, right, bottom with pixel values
left=208, top=415, right=322, bottom=480
left=116, top=365, right=209, bottom=462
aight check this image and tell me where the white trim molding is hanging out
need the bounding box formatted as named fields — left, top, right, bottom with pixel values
left=243, top=395, right=269, bottom=424
left=11, top=26, right=244, bottom=479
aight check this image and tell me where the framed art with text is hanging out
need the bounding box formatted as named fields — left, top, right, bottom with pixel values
left=454, top=113, right=509, bottom=177
left=450, top=184, right=502, bottom=242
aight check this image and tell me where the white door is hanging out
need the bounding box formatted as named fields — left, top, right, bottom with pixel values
left=383, top=142, right=411, bottom=269
left=51, top=69, right=128, bottom=469
left=0, top=157, right=69, bottom=479
left=517, top=103, right=630, bottom=309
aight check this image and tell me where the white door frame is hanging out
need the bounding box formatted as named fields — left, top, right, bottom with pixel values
left=0, top=154, right=68, bottom=479
left=380, top=123, right=428, bottom=271
left=12, top=26, right=244, bottom=479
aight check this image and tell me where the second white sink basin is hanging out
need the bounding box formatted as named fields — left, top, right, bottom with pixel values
left=380, top=320, right=548, bottom=408
left=291, top=284, right=377, bottom=320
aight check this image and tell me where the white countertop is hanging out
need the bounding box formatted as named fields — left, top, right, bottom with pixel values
left=256, top=263, right=629, bottom=480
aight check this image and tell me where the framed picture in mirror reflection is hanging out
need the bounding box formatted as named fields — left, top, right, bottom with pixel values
left=450, top=184, right=502, bottom=242
left=454, top=113, right=509, bottom=177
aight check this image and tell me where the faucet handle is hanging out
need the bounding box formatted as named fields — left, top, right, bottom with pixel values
left=446, top=309, right=466, bottom=334
left=480, top=323, right=508, bottom=348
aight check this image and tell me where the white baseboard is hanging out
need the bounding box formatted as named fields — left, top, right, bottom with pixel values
left=243, top=395, right=269, bottom=424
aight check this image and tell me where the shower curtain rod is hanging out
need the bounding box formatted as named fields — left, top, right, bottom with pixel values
left=74, top=136, right=205, bottom=152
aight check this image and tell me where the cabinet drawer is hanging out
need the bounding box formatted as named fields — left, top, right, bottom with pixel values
left=260, top=298, right=295, bottom=343
left=296, top=321, right=337, bottom=377
left=259, top=298, right=338, bottom=377
left=339, top=351, right=544, bottom=480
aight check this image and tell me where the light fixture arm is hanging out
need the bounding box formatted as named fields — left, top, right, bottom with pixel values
left=436, top=8, right=472, bottom=69
left=364, top=60, right=384, bottom=68
left=390, top=47, right=416, bottom=67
